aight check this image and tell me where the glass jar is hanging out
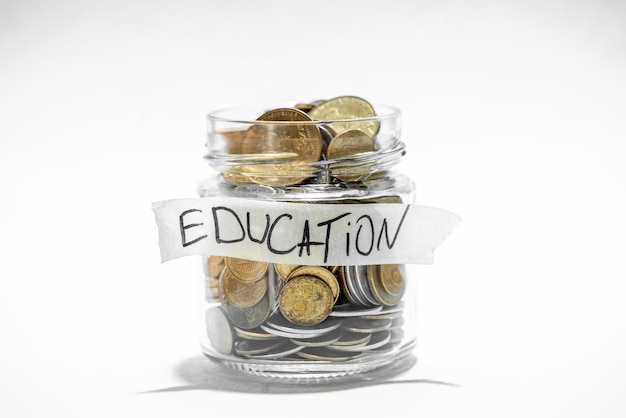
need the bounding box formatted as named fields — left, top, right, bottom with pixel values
left=198, top=97, right=419, bottom=381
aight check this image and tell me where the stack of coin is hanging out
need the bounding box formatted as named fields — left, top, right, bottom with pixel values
left=342, top=264, right=406, bottom=307
left=204, top=255, right=408, bottom=361
left=205, top=256, right=224, bottom=301
left=215, top=257, right=275, bottom=330
left=219, top=95, right=381, bottom=187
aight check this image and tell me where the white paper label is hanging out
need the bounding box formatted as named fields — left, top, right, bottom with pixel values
left=152, top=197, right=461, bottom=266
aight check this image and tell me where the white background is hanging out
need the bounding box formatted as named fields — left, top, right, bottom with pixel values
left=1, top=0, right=625, bottom=416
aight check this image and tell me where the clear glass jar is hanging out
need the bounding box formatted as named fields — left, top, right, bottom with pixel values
left=198, top=98, right=418, bottom=381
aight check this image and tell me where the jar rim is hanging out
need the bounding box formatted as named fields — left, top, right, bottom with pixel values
left=207, top=103, right=401, bottom=125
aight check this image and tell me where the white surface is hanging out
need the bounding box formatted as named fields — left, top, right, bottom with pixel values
left=1, top=0, right=625, bottom=417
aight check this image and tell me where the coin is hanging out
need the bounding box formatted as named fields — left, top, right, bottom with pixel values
left=220, top=268, right=267, bottom=308
left=217, top=129, right=246, bottom=154
left=260, top=324, right=327, bottom=339
left=234, top=326, right=281, bottom=341
left=295, top=99, right=326, bottom=113
left=342, top=317, right=392, bottom=333
left=327, top=334, right=372, bottom=351
left=326, top=129, right=376, bottom=182
left=224, top=257, right=268, bottom=283
left=287, top=265, right=340, bottom=303
left=338, top=266, right=364, bottom=306
left=274, top=263, right=300, bottom=281
left=221, top=171, right=255, bottom=185
left=278, top=275, right=334, bottom=325
left=361, top=310, right=404, bottom=320
left=330, top=331, right=372, bottom=347
left=242, top=341, right=304, bottom=359
left=353, top=264, right=380, bottom=306
left=241, top=108, right=323, bottom=186
left=290, top=328, right=344, bottom=348
left=234, top=338, right=285, bottom=356
left=266, top=314, right=341, bottom=335
left=207, top=256, right=225, bottom=278
left=358, top=331, right=391, bottom=351
left=341, top=265, right=375, bottom=307
left=205, top=307, right=234, bottom=355
left=329, top=303, right=383, bottom=317
left=225, top=290, right=272, bottom=329
left=378, top=264, right=406, bottom=296
left=297, top=347, right=363, bottom=362
left=367, top=264, right=403, bottom=307
left=308, top=95, right=379, bottom=138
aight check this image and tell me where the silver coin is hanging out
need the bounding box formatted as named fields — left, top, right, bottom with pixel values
left=358, top=331, right=391, bottom=351
left=266, top=262, right=283, bottom=315
left=338, top=266, right=360, bottom=306
left=362, top=311, right=404, bottom=320
left=344, top=266, right=372, bottom=306
left=234, top=326, right=281, bottom=341
left=205, top=306, right=234, bottom=355
left=260, top=324, right=325, bottom=339
left=234, top=338, right=285, bottom=356
left=266, top=314, right=342, bottom=335
left=290, top=328, right=344, bottom=348
left=378, top=301, right=405, bottom=314
left=330, top=330, right=372, bottom=347
left=342, top=317, right=392, bottom=333
left=243, top=341, right=304, bottom=359
left=329, top=303, right=383, bottom=317
left=354, top=265, right=379, bottom=306
left=327, top=335, right=372, bottom=352
left=297, top=347, right=363, bottom=362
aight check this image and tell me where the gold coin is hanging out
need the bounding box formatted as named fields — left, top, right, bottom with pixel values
left=224, top=257, right=268, bottom=283
left=367, top=264, right=402, bottom=307
left=274, top=263, right=301, bottom=281
left=287, top=265, right=340, bottom=303
left=326, top=129, right=376, bottom=181
left=378, top=264, right=406, bottom=296
left=308, top=95, right=379, bottom=138
left=241, top=108, right=323, bottom=186
left=221, top=171, right=253, bottom=185
left=216, top=129, right=246, bottom=154
left=220, top=268, right=268, bottom=308
left=295, top=99, right=326, bottom=112
left=327, top=265, right=340, bottom=274
left=207, top=256, right=225, bottom=278
left=278, top=275, right=334, bottom=325
left=358, top=195, right=404, bottom=204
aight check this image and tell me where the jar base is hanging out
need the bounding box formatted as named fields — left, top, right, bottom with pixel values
left=202, top=340, right=417, bottom=383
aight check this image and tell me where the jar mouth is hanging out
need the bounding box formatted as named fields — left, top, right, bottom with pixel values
left=207, top=103, right=401, bottom=125
left=205, top=100, right=404, bottom=187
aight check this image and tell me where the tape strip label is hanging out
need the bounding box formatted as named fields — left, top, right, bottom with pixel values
left=152, top=197, right=461, bottom=266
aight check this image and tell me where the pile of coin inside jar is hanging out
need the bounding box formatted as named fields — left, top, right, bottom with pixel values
left=205, top=257, right=406, bottom=361
left=204, top=96, right=408, bottom=362
left=215, top=95, right=389, bottom=187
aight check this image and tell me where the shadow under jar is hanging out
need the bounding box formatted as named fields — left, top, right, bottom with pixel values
left=198, top=97, right=418, bottom=381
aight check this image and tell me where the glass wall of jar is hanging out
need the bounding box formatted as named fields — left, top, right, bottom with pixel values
left=198, top=97, right=418, bottom=381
